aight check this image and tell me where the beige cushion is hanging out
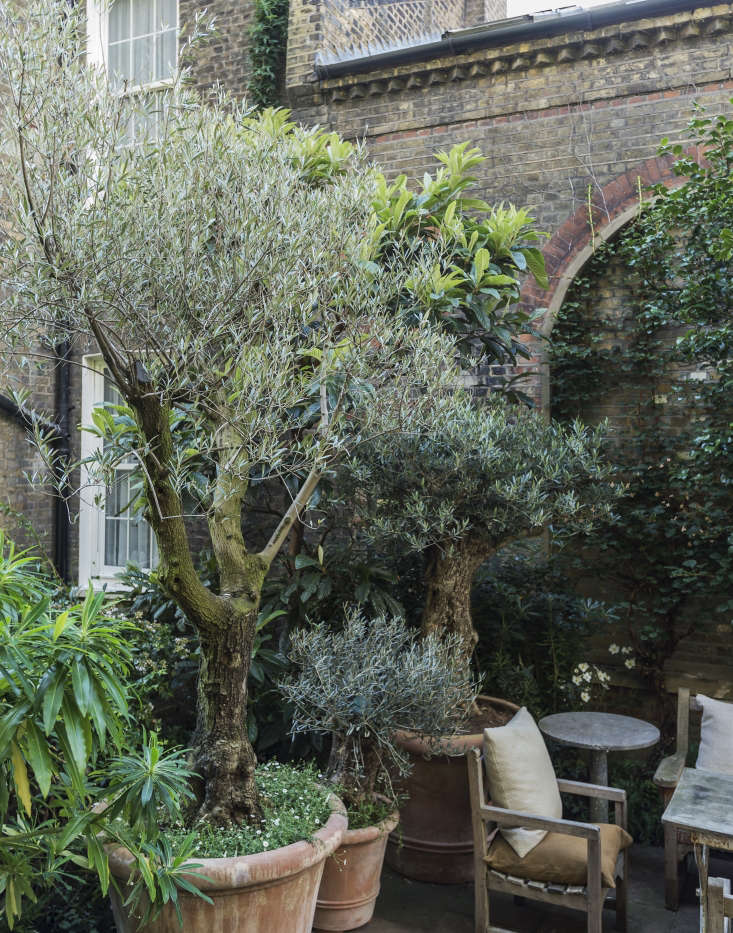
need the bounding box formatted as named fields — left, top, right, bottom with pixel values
left=696, top=695, right=733, bottom=775
left=485, top=822, right=632, bottom=889
left=483, top=707, right=562, bottom=858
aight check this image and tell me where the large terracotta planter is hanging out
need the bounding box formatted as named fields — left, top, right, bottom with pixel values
left=385, top=695, right=518, bottom=884
left=313, top=805, right=399, bottom=932
left=107, top=793, right=347, bottom=933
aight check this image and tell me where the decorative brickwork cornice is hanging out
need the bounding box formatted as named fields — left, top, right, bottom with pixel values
left=320, top=6, right=732, bottom=103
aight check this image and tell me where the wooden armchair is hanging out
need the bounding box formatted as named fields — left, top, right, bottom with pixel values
left=467, top=747, right=629, bottom=933
left=653, top=687, right=702, bottom=910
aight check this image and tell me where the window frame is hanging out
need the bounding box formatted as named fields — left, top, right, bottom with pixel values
left=79, top=354, right=157, bottom=590
left=86, top=0, right=179, bottom=95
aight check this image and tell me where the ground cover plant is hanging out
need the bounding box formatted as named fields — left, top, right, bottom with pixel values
left=549, top=101, right=733, bottom=715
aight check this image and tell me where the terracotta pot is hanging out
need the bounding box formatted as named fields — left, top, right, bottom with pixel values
left=313, top=804, right=399, bottom=932
left=385, top=695, right=518, bottom=884
left=107, top=793, right=347, bottom=933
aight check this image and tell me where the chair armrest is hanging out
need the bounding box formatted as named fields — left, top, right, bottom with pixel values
left=556, top=779, right=626, bottom=803
left=479, top=803, right=601, bottom=841
left=653, top=753, right=685, bottom=789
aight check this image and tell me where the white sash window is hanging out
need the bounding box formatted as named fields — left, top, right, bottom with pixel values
left=87, top=0, right=178, bottom=90
left=79, top=356, right=158, bottom=588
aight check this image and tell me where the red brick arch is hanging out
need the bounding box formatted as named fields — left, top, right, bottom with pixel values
left=510, top=150, right=703, bottom=410
left=519, top=150, right=699, bottom=339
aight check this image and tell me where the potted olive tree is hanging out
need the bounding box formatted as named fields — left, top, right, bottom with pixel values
left=281, top=610, right=474, bottom=931
left=337, top=390, right=618, bottom=881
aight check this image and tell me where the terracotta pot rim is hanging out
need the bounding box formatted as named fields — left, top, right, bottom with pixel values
left=108, top=791, right=347, bottom=893
left=394, top=695, right=520, bottom=756
left=341, top=798, right=399, bottom=846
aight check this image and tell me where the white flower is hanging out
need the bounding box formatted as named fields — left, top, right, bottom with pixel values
left=608, top=644, right=620, bottom=655
left=262, top=840, right=269, bottom=848
left=572, top=675, right=582, bottom=685
left=621, top=646, right=633, bottom=655
left=625, top=658, right=636, bottom=669
left=583, top=671, right=592, bottom=682
left=578, top=662, right=589, bottom=672
left=581, top=690, right=591, bottom=703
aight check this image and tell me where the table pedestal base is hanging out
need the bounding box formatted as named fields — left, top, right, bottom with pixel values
left=589, top=750, right=609, bottom=824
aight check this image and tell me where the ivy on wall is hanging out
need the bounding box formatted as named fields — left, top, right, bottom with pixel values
left=248, top=0, right=289, bottom=109
left=549, top=102, right=733, bottom=708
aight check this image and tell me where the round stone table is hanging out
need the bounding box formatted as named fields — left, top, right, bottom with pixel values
left=539, top=712, right=660, bottom=823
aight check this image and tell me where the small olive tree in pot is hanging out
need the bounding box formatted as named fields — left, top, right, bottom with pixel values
left=282, top=609, right=475, bottom=931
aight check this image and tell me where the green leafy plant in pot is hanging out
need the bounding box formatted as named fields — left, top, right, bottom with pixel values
left=281, top=610, right=475, bottom=931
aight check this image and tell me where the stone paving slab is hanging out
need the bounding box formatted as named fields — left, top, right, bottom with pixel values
left=364, top=846, right=733, bottom=933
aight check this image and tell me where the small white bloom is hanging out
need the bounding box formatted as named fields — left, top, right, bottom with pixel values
left=625, top=658, right=636, bottom=669
left=581, top=690, right=591, bottom=703
left=578, top=662, right=589, bottom=672
left=621, top=646, right=633, bottom=655
left=572, top=675, right=582, bottom=685
left=608, top=644, right=620, bottom=655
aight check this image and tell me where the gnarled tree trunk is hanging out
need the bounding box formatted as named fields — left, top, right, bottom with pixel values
left=421, top=539, right=492, bottom=661
left=191, top=603, right=262, bottom=824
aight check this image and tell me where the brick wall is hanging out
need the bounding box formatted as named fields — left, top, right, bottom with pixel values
left=180, top=0, right=255, bottom=100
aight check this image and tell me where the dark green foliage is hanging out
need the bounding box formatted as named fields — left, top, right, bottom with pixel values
left=473, top=553, right=616, bottom=717
left=0, top=536, right=200, bottom=928
left=248, top=0, right=289, bottom=109
left=549, top=101, right=733, bottom=705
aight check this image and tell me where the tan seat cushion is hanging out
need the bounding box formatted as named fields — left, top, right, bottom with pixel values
left=483, top=707, right=562, bottom=858
left=485, top=823, right=632, bottom=889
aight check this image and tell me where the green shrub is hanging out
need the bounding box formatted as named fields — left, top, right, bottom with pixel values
left=472, top=552, right=616, bottom=717
left=0, top=536, right=198, bottom=928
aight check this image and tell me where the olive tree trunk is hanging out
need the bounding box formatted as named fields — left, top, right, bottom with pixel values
left=420, top=539, right=491, bottom=661
left=133, top=390, right=273, bottom=825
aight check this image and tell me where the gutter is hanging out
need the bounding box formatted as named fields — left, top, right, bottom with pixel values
left=315, top=0, right=719, bottom=79
left=0, top=391, right=71, bottom=583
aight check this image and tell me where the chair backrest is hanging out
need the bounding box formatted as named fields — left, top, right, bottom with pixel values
left=676, top=687, right=702, bottom=759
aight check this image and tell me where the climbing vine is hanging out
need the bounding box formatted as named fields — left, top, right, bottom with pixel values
left=248, top=0, right=289, bottom=109
left=549, top=102, right=733, bottom=708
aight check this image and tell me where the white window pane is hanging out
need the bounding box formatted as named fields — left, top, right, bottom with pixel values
left=128, top=516, right=149, bottom=566
left=109, top=0, right=131, bottom=43
left=108, top=41, right=128, bottom=89
left=131, top=0, right=154, bottom=38
left=156, top=29, right=177, bottom=81
left=132, top=36, right=154, bottom=86
left=159, top=0, right=177, bottom=29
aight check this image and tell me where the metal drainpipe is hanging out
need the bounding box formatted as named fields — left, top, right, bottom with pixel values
left=53, top=339, right=72, bottom=584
